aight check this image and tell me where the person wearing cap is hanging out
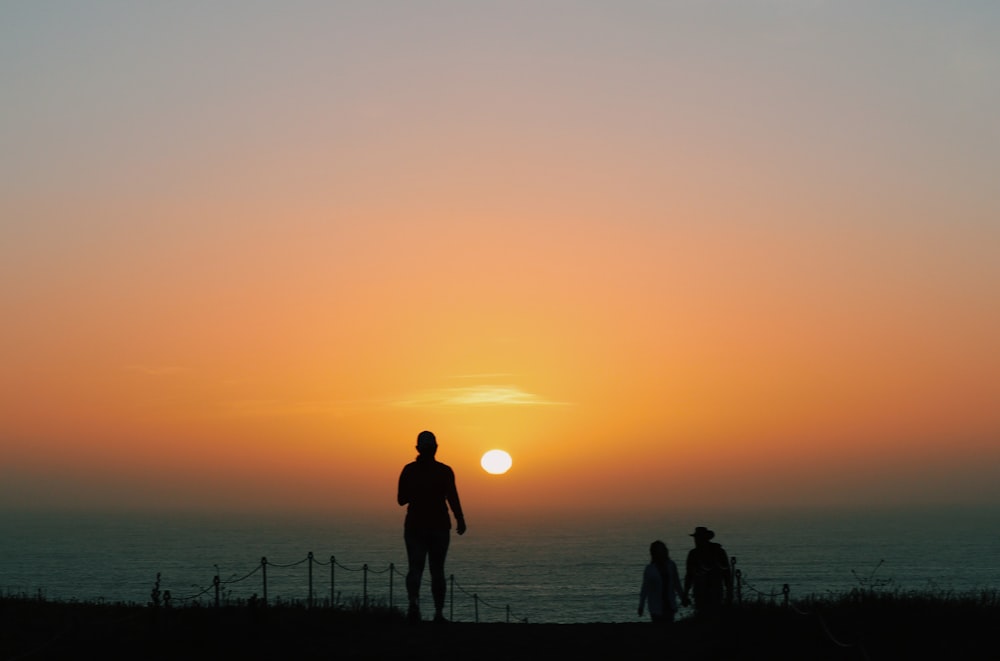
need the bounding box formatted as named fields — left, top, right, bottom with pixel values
left=397, top=430, right=466, bottom=624
left=682, top=526, right=733, bottom=616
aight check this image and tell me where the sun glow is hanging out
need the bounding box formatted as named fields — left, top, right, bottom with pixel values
left=480, top=449, right=513, bottom=475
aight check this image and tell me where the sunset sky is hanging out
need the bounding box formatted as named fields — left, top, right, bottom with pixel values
left=2, top=1, right=998, bottom=519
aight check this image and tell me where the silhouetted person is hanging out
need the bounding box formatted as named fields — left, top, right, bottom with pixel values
left=397, top=430, right=466, bottom=624
left=638, top=540, right=682, bottom=624
left=682, top=526, right=733, bottom=616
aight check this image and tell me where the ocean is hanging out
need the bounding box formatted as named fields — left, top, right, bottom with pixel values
left=2, top=505, right=998, bottom=624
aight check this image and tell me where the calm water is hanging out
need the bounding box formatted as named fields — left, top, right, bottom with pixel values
left=1, top=505, right=998, bottom=624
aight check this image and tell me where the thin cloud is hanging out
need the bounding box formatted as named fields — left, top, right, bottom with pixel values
left=218, top=398, right=371, bottom=418
left=395, top=385, right=570, bottom=407
left=124, top=365, right=191, bottom=376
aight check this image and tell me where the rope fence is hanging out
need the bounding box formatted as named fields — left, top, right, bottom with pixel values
left=151, top=552, right=830, bottom=617
left=729, top=556, right=871, bottom=659
left=150, top=552, right=529, bottom=623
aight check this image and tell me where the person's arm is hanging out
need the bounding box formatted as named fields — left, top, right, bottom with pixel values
left=638, top=566, right=650, bottom=617
left=397, top=466, right=410, bottom=506
left=682, top=553, right=691, bottom=595
left=446, top=467, right=466, bottom=534
left=720, top=548, right=734, bottom=603
left=670, top=561, right=683, bottom=610
left=681, top=552, right=693, bottom=606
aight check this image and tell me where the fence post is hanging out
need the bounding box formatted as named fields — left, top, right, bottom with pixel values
left=261, top=557, right=268, bottom=607
left=363, top=564, right=369, bottom=610
left=389, top=562, right=394, bottom=609
left=150, top=572, right=162, bottom=608
left=783, top=583, right=790, bottom=608
left=330, top=555, right=336, bottom=606
left=729, top=556, right=739, bottom=605
left=506, top=604, right=510, bottom=623
left=213, top=575, right=220, bottom=608
left=474, top=593, right=479, bottom=623
left=308, top=552, right=314, bottom=608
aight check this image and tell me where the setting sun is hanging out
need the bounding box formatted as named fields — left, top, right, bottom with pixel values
left=480, top=450, right=513, bottom=475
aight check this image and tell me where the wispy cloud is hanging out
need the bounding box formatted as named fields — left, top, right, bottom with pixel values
left=218, top=399, right=366, bottom=418
left=394, top=385, right=570, bottom=407
left=124, top=365, right=191, bottom=376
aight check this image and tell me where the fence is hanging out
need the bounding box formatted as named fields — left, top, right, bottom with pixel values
left=150, top=552, right=528, bottom=623
left=729, top=556, right=870, bottom=658
left=731, top=556, right=791, bottom=607
left=151, top=553, right=812, bottom=624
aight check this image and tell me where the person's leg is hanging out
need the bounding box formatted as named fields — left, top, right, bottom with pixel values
left=427, top=530, right=451, bottom=620
left=404, top=530, right=428, bottom=622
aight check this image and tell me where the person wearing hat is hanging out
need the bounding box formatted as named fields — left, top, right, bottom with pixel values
left=682, top=526, right=733, bottom=616
left=397, top=430, right=466, bottom=624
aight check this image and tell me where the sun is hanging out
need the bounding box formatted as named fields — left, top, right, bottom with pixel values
left=480, top=449, right=513, bottom=475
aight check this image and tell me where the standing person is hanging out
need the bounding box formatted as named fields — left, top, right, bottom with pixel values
left=682, top=526, right=733, bottom=616
left=397, top=430, right=466, bottom=624
left=638, top=540, right=683, bottom=624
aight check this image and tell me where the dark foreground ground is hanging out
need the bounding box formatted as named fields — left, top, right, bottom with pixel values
left=3, top=593, right=998, bottom=660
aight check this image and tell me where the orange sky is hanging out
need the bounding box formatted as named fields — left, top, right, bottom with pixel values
left=2, top=2, right=999, bottom=518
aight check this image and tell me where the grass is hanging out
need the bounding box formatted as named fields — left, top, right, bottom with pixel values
left=2, top=588, right=998, bottom=660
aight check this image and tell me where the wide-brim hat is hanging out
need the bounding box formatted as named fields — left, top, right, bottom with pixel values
left=690, top=526, right=715, bottom=540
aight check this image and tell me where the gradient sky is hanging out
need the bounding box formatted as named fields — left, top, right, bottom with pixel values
left=2, top=1, right=998, bottom=518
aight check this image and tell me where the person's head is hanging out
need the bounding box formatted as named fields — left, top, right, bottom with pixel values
left=416, top=430, right=438, bottom=457
left=690, top=526, right=715, bottom=547
left=649, top=540, right=669, bottom=564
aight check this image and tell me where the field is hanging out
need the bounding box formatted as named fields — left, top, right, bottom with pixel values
left=2, top=590, right=998, bottom=660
